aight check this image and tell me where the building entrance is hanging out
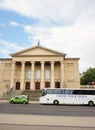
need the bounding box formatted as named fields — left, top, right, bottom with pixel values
left=25, top=82, right=30, bottom=90
left=45, top=82, right=50, bottom=88
left=35, top=82, right=40, bottom=90
left=15, top=82, right=20, bottom=90
left=55, top=82, right=60, bottom=88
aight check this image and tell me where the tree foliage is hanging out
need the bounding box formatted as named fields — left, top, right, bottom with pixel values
left=80, top=68, right=95, bottom=85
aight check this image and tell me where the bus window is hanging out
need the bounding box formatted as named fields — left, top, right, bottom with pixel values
left=85, top=90, right=95, bottom=95
left=73, top=90, right=84, bottom=95
left=61, top=89, right=65, bottom=94
left=47, top=89, right=53, bottom=94
left=53, top=89, right=61, bottom=94
left=64, top=90, right=73, bottom=94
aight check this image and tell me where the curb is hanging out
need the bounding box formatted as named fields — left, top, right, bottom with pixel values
left=0, top=99, right=39, bottom=104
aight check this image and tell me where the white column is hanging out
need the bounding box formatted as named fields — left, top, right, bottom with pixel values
left=60, top=61, right=65, bottom=88
left=41, top=61, right=45, bottom=89
left=20, top=62, right=25, bottom=90
left=10, top=61, right=16, bottom=89
left=30, top=61, right=35, bottom=90
left=51, top=61, right=55, bottom=88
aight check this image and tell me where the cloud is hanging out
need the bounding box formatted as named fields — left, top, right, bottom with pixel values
left=0, top=0, right=95, bottom=24
left=10, top=21, right=19, bottom=26
left=0, top=39, right=24, bottom=57
left=0, top=0, right=95, bottom=73
left=23, top=18, right=95, bottom=72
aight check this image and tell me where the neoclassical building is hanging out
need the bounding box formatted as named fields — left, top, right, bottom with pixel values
left=0, top=45, right=80, bottom=95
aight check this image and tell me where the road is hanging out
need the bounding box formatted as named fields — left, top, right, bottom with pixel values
left=0, top=102, right=95, bottom=130
left=0, top=102, right=95, bottom=116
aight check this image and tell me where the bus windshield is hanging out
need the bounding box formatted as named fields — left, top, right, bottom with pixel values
left=41, top=89, right=47, bottom=96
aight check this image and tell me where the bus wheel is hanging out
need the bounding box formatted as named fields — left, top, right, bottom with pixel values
left=53, top=100, right=59, bottom=105
left=88, top=101, right=94, bottom=106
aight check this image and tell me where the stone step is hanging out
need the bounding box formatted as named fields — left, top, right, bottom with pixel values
left=0, top=90, right=41, bottom=101
left=22, top=90, right=41, bottom=101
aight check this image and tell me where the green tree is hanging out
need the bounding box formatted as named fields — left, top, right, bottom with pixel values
left=80, top=68, right=95, bottom=85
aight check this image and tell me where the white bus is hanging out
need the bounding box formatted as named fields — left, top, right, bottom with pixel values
left=39, top=88, right=95, bottom=106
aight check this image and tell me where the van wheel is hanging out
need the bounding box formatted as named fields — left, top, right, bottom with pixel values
left=88, top=101, right=94, bottom=106
left=53, top=100, right=59, bottom=105
left=10, top=100, right=14, bottom=104
left=23, top=101, right=26, bottom=104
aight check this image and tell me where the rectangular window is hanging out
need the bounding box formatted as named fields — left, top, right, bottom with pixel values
left=36, top=70, right=41, bottom=80
left=45, top=70, right=50, bottom=79
left=26, top=70, right=31, bottom=80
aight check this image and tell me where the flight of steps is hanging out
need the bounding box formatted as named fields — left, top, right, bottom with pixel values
left=0, top=90, right=41, bottom=101
left=0, top=90, right=23, bottom=100
left=22, top=90, right=41, bottom=101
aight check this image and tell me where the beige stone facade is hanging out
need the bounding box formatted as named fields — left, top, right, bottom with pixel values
left=0, top=45, right=80, bottom=95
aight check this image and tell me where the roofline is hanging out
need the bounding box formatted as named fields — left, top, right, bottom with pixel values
left=65, top=58, right=80, bottom=60
left=0, top=58, right=12, bottom=60
left=10, top=45, right=66, bottom=57
left=11, top=55, right=65, bottom=57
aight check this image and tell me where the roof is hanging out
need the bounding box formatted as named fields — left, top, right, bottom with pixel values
left=10, top=45, right=66, bottom=57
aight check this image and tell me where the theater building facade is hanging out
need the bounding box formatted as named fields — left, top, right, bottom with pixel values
left=0, top=45, right=80, bottom=95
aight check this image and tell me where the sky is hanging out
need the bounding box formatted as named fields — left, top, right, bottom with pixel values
left=0, top=0, right=95, bottom=73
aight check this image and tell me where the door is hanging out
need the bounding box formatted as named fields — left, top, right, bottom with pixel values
left=55, top=82, right=60, bottom=88
left=35, top=82, right=40, bottom=90
left=45, top=82, right=50, bottom=88
left=15, top=82, right=20, bottom=90
left=25, top=82, right=30, bottom=90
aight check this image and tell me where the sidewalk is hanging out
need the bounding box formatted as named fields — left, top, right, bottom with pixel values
left=0, top=114, right=95, bottom=128
left=0, top=99, right=39, bottom=104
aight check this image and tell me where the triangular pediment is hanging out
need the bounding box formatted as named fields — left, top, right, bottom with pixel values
left=11, top=45, right=66, bottom=57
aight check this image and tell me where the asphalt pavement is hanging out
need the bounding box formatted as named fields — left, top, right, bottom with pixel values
left=0, top=99, right=95, bottom=130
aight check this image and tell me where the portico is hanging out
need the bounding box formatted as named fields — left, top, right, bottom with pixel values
left=10, top=59, right=65, bottom=90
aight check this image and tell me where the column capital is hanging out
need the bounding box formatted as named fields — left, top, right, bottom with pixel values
left=40, top=61, right=45, bottom=64
left=50, top=61, right=55, bottom=64
left=21, top=61, right=25, bottom=64
left=31, top=61, right=35, bottom=64
left=60, top=61, right=64, bottom=64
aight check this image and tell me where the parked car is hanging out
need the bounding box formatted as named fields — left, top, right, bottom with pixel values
left=9, top=95, right=29, bottom=104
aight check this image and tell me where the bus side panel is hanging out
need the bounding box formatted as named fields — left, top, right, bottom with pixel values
left=39, top=95, right=57, bottom=104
